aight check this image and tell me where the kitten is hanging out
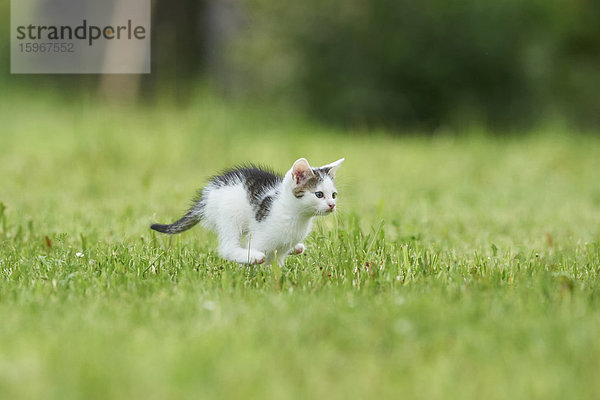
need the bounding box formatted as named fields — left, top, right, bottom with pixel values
left=151, top=157, right=344, bottom=265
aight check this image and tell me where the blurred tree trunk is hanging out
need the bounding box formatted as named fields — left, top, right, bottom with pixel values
left=99, top=0, right=216, bottom=103
left=204, top=0, right=245, bottom=93
left=98, top=0, right=154, bottom=103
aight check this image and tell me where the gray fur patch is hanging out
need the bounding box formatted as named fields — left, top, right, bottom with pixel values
left=303, top=176, right=320, bottom=190
left=293, top=173, right=323, bottom=198
left=256, top=194, right=275, bottom=221
left=313, top=168, right=327, bottom=179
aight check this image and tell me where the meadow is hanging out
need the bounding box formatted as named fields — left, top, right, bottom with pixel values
left=1, top=93, right=600, bottom=399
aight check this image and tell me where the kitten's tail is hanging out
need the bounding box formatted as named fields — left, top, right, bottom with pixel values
left=150, top=207, right=201, bottom=234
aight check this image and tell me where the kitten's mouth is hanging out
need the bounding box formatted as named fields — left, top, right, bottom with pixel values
left=320, top=208, right=335, bottom=215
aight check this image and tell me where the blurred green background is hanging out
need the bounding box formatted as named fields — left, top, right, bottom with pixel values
left=2, top=0, right=600, bottom=131
left=2, top=1, right=600, bottom=399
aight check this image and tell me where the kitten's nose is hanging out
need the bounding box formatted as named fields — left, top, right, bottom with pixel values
left=328, top=203, right=336, bottom=210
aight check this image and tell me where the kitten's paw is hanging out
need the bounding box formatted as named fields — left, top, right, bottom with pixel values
left=290, top=243, right=305, bottom=255
left=226, top=248, right=266, bottom=264
left=249, top=250, right=266, bottom=264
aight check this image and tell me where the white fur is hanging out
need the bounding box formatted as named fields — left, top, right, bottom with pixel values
left=199, top=158, right=344, bottom=265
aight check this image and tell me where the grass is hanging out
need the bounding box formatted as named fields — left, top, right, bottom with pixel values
left=1, top=93, right=600, bottom=399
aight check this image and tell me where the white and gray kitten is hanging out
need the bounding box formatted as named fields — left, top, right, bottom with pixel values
left=151, top=157, right=344, bottom=265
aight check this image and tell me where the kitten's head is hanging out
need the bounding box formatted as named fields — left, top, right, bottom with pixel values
left=285, top=157, right=344, bottom=215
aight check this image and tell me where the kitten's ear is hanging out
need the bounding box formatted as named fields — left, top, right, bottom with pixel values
left=291, top=158, right=315, bottom=185
left=320, top=158, right=345, bottom=179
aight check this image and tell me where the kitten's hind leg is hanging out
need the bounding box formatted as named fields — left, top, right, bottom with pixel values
left=289, top=243, right=305, bottom=255
left=221, top=246, right=266, bottom=264
left=217, top=230, right=265, bottom=264
left=211, top=208, right=265, bottom=264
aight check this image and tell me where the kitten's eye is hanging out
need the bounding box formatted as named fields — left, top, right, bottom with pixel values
left=332, top=192, right=337, bottom=199
left=315, top=191, right=324, bottom=198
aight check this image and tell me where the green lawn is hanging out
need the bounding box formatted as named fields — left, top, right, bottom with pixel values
left=1, top=94, right=600, bottom=399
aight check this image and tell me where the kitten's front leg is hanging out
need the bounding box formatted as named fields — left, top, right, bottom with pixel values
left=289, top=243, right=305, bottom=255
